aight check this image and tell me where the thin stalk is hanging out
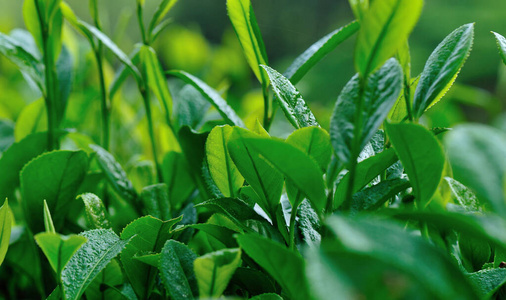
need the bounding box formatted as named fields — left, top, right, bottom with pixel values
left=403, top=77, right=413, bottom=122
left=343, top=76, right=367, bottom=209
left=140, top=87, right=164, bottom=183
left=94, top=47, right=110, bottom=150
left=288, top=201, right=299, bottom=251
left=35, top=0, right=58, bottom=151
left=137, top=2, right=148, bottom=45
left=262, top=82, right=270, bottom=129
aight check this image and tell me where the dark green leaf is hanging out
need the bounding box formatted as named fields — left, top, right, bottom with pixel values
left=468, top=268, right=506, bottom=298
left=194, top=248, right=241, bottom=298
left=175, top=84, right=210, bottom=129
left=355, top=0, right=422, bottom=76
left=195, top=198, right=263, bottom=230
left=237, top=234, right=310, bottom=300
left=350, top=177, right=410, bottom=213
left=330, top=58, right=402, bottom=165
left=413, top=24, right=474, bottom=118
left=385, top=123, right=445, bottom=205
left=55, top=45, right=73, bottom=125
left=141, top=183, right=171, bottom=221
left=85, top=260, right=124, bottom=300
left=61, top=229, right=131, bottom=300
left=444, top=177, right=481, bottom=212
left=159, top=240, right=198, bottom=300
left=20, top=150, right=88, bottom=232
left=189, top=224, right=238, bottom=249
left=168, top=71, right=245, bottom=127
left=0, top=119, right=14, bottom=152
left=162, top=151, right=195, bottom=210
left=262, top=65, right=318, bottom=129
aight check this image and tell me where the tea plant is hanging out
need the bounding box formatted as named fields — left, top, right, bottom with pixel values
left=1, top=0, right=506, bottom=299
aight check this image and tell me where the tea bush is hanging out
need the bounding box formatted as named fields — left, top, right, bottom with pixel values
left=1, top=0, right=506, bottom=299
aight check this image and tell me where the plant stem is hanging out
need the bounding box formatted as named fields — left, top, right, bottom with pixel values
left=137, top=2, right=148, bottom=45
left=288, top=202, right=299, bottom=251
left=343, top=76, right=367, bottom=209
left=262, top=82, right=270, bottom=130
left=140, top=88, right=164, bottom=183
left=403, top=77, right=413, bottom=122
left=94, top=47, right=110, bottom=150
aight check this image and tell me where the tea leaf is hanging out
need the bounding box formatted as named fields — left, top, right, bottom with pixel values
left=90, top=144, right=138, bottom=205
left=148, top=0, right=178, bottom=36
left=61, top=229, right=131, bottom=300
left=194, top=248, right=241, bottom=298
left=355, top=0, right=422, bottom=76
left=206, top=125, right=244, bottom=198
left=195, top=198, right=263, bottom=230
left=350, top=177, right=410, bottom=213
left=162, top=151, right=195, bottom=211
left=85, top=259, right=124, bottom=300
left=250, top=294, right=283, bottom=300
left=330, top=58, right=402, bottom=166
left=109, top=46, right=141, bottom=100
left=14, top=98, right=47, bottom=142
left=237, top=234, right=310, bottom=300
left=79, top=193, right=111, bottom=229
left=55, top=45, right=73, bottom=125
left=348, top=0, right=368, bottom=21
left=168, top=71, right=245, bottom=127
left=140, top=184, right=171, bottom=221
left=120, top=215, right=182, bottom=299
left=227, top=0, right=269, bottom=85
left=286, top=126, right=332, bottom=171
left=492, top=31, right=506, bottom=65
left=385, top=123, right=445, bottom=205
left=34, top=232, right=87, bottom=275
left=445, top=124, right=506, bottom=216
left=159, top=240, right=198, bottom=300
left=262, top=65, right=318, bottom=129
left=227, top=128, right=283, bottom=217
left=468, top=268, right=506, bottom=298
left=21, top=150, right=88, bottom=232
left=0, top=199, right=13, bottom=266
left=413, top=24, right=474, bottom=118
left=285, top=21, right=359, bottom=84
left=43, top=200, right=56, bottom=233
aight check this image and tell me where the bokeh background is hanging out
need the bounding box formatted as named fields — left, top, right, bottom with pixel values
left=1, top=0, right=506, bottom=163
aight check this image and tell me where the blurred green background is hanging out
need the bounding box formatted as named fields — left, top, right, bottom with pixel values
left=1, top=0, right=506, bottom=155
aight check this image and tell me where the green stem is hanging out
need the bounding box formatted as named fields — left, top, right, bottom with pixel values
left=343, top=76, right=367, bottom=209
left=141, top=88, right=163, bottom=183
left=94, top=45, right=110, bottom=150
left=403, top=77, right=413, bottom=122
left=288, top=202, right=299, bottom=251
left=262, top=82, right=270, bottom=130
left=137, top=2, right=148, bottom=45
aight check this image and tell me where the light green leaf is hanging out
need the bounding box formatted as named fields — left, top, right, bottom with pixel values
left=334, top=148, right=397, bottom=209
left=206, top=125, right=244, bottom=198
left=148, top=0, right=178, bottom=36
left=159, top=240, right=198, bottom=300
left=492, top=31, right=506, bottom=65
left=43, top=200, right=56, bottom=233
left=20, top=150, right=88, bottom=232
left=284, top=21, right=359, bottom=84
left=286, top=126, right=332, bottom=171
left=444, top=177, right=481, bottom=212
left=0, top=32, right=44, bottom=92
left=385, top=123, right=445, bottom=205
left=23, top=0, right=43, bottom=55
left=61, top=229, right=131, bottom=300
left=262, top=65, right=318, bottom=129
left=250, top=294, right=283, bottom=300
left=355, top=0, right=422, bottom=76
left=0, top=199, right=13, bottom=266
left=34, top=232, right=87, bottom=275
left=348, top=0, right=368, bottom=21
left=413, top=24, right=474, bottom=118
left=140, top=183, right=171, bottom=221
left=108, top=46, right=141, bottom=100
left=194, top=248, right=241, bottom=298
left=134, top=253, right=160, bottom=268
left=120, top=215, right=182, bottom=300
left=168, top=71, right=245, bottom=127
left=0, top=120, right=14, bottom=153
left=226, top=128, right=283, bottom=217
left=227, top=0, right=268, bottom=85
left=237, top=234, right=310, bottom=300
left=140, top=45, right=173, bottom=124
left=90, top=144, right=138, bottom=205
left=55, top=45, right=73, bottom=125
left=388, top=76, right=419, bottom=123
left=79, top=193, right=111, bottom=229
left=14, top=98, right=47, bottom=142
left=330, top=58, right=402, bottom=166
left=445, top=124, right=506, bottom=216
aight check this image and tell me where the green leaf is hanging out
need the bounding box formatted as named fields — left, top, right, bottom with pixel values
left=468, top=268, right=506, bottom=298
left=189, top=224, right=238, bottom=249
left=140, top=45, right=173, bottom=123
left=286, top=126, right=332, bottom=171
left=492, top=31, right=506, bottom=65
left=226, top=128, right=283, bottom=217
left=140, top=183, right=171, bottom=221
left=445, top=124, right=506, bottom=216
left=330, top=58, right=402, bottom=166
left=237, top=234, right=310, bottom=300
left=90, top=144, right=138, bottom=204
left=120, top=215, right=182, bottom=299
left=159, top=240, right=198, bottom=300
left=250, top=294, right=283, bottom=300
left=385, top=123, right=445, bottom=205
left=350, top=177, right=410, bottom=213
left=227, top=0, right=268, bottom=85
left=0, top=119, right=14, bottom=153
left=284, top=21, right=359, bottom=84
left=108, top=46, right=141, bottom=100
left=22, top=0, right=43, bottom=55
left=14, top=98, right=47, bottom=142
left=206, top=125, right=244, bottom=198
left=148, top=0, right=178, bottom=36
left=20, top=150, right=88, bottom=232
left=413, top=24, right=474, bottom=118
left=348, top=0, right=368, bottom=21
left=0, top=32, right=44, bottom=93
left=168, top=71, right=245, bottom=127
left=134, top=253, right=160, bottom=268
left=262, top=65, right=318, bottom=129
left=194, top=248, right=241, bottom=298
left=55, top=45, right=73, bottom=125
left=34, top=232, right=87, bottom=275
left=162, top=151, right=195, bottom=211
left=79, top=193, right=111, bottom=229
left=43, top=200, right=56, bottom=233
left=334, top=148, right=398, bottom=209
left=459, top=234, right=491, bottom=272
left=325, top=215, right=478, bottom=299
left=85, top=259, right=124, bottom=300
left=61, top=229, right=131, bottom=300
left=0, top=199, right=13, bottom=266
left=195, top=198, right=263, bottom=230
left=355, top=0, right=422, bottom=76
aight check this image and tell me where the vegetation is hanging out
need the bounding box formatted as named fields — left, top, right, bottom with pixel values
left=1, top=0, right=506, bottom=299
